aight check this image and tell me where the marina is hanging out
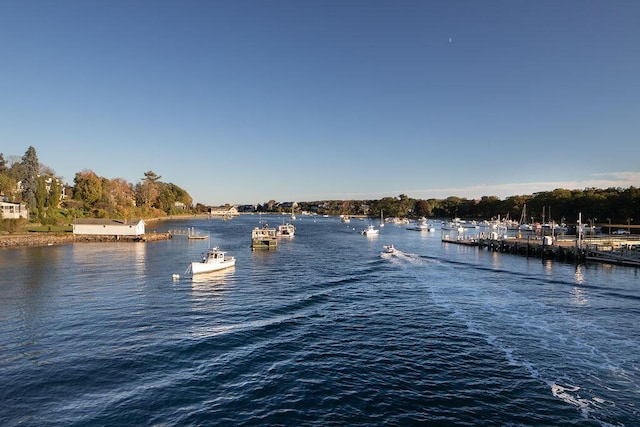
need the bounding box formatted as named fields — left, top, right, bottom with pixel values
left=1, top=215, right=639, bottom=426
left=442, top=231, right=640, bottom=267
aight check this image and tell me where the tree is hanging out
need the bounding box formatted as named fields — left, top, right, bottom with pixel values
left=73, top=169, right=103, bottom=208
left=110, top=178, right=135, bottom=217
left=0, top=152, right=6, bottom=173
left=0, top=174, right=17, bottom=199
left=142, top=171, right=162, bottom=182
left=47, top=177, right=63, bottom=209
left=414, top=199, right=433, bottom=217
left=137, top=171, right=162, bottom=208
left=35, top=175, right=48, bottom=216
left=20, top=146, right=39, bottom=210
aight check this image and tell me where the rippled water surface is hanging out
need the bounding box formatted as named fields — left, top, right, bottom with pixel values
left=1, top=215, right=639, bottom=426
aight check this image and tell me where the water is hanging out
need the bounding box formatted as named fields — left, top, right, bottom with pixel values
left=1, top=215, right=639, bottom=426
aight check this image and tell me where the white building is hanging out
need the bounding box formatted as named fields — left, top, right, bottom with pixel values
left=209, top=205, right=239, bottom=217
left=0, top=201, right=29, bottom=219
left=73, top=218, right=145, bottom=236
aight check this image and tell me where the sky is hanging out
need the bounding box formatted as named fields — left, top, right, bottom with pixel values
left=1, top=1, right=639, bottom=206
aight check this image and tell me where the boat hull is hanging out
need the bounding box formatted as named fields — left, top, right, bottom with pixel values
left=252, top=239, right=278, bottom=249
left=191, top=258, right=236, bottom=275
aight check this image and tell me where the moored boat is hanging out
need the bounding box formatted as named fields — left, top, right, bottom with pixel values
left=408, top=217, right=434, bottom=232
left=277, top=222, right=295, bottom=237
left=190, top=247, right=235, bottom=275
left=252, top=225, right=278, bottom=249
left=361, top=224, right=379, bottom=235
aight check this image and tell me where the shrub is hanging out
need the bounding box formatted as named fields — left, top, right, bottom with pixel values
left=0, top=218, right=28, bottom=234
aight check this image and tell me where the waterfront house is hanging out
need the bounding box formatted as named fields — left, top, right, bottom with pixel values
left=0, top=201, right=29, bottom=219
left=208, top=205, right=239, bottom=217
left=73, top=218, right=145, bottom=236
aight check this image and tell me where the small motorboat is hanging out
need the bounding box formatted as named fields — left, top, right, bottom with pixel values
left=361, top=224, right=379, bottom=235
left=383, top=244, right=397, bottom=254
left=189, top=247, right=236, bottom=275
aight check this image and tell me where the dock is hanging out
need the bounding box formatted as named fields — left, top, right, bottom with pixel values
left=168, top=227, right=209, bottom=239
left=442, top=233, right=640, bottom=267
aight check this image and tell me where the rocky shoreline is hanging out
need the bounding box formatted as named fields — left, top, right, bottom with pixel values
left=0, top=214, right=208, bottom=248
left=0, top=232, right=172, bottom=248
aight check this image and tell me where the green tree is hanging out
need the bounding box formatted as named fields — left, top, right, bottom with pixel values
left=35, top=175, right=48, bottom=217
left=20, top=146, right=39, bottom=209
left=414, top=199, right=433, bottom=217
left=73, top=170, right=103, bottom=208
left=47, top=177, right=63, bottom=209
left=0, top=174, right=17, bottom=199
left=397, top=194, right=413, bottom=217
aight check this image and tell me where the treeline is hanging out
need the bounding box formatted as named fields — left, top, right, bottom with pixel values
left=0, top=146, right=194, bottom=224
left=3, top=146, right=638, bottom=227
left=295, top=188, right=640, bottom=226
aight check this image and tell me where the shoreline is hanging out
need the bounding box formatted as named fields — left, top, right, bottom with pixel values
left=0, top=214, right=212, bottom=248
left=0, top=231, right=173, bottom=249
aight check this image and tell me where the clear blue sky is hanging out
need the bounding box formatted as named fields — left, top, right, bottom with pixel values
left=2, top=1, right=639, bottom=205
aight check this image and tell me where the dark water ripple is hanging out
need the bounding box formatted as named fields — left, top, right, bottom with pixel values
left=1, top=216, right=639, bottom=426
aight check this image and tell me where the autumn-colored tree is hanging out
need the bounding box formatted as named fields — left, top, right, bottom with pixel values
left=137, top=170, right=162, bottom=208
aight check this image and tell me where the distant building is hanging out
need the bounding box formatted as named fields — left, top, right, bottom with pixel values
left=209, top=205, right=239, bottom=216
left=16, top=175, right=66, bottom=207
left=0, top=201, right=29, bottom=219
left=237, top=204, right=257, bottom=213
left=73, top=218, right=145, bottom=236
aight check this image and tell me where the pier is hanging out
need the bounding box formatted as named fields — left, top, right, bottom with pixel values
left=442, top=233, right=640, bottom=267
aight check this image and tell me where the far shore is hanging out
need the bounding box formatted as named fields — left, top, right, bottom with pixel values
left=144, top=213, right=212, bottom=222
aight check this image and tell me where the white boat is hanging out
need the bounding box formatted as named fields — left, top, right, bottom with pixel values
left=379, top=210, right=385, bottom=228
left=276, top=222, right=295, bottom=237
left=409, top=217, right=434, bottom=232
left=341, top=215, right=350, bottom=223
left=383, top=244, right=396, bottom=254
left=442, top=220, right=464, bottom=233
left=361, top=224, right=379, bottom=235
left=518, top=204, right=533, bottom=231
left=190, top=247, right=235, bottom=275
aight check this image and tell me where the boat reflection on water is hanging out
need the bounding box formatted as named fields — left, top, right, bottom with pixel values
left=190, top=266, right=236, bottom=285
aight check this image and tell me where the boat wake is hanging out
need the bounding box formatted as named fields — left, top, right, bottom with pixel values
left=390, top=253, right=640, bottom=425
left=380, top=248, right=441, bottom=266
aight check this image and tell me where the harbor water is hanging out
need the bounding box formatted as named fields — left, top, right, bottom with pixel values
left=1, top=215, right=639, bottom=426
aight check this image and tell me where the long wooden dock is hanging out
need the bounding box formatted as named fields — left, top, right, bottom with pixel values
left=442, top=234, right=640, bottom=267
